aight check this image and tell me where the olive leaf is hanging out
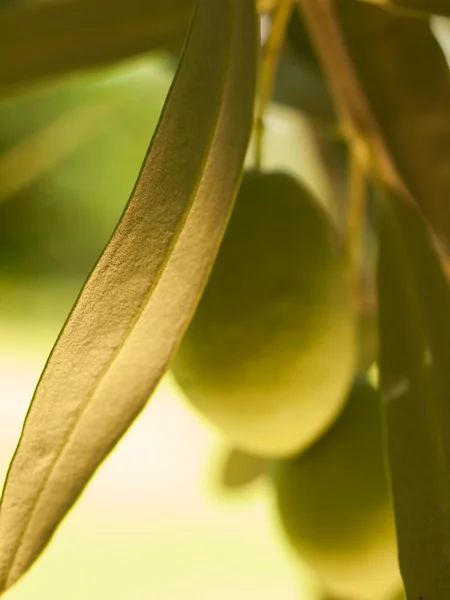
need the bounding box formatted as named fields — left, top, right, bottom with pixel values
left=273, top=7, right=335, bottom=124
left=0, top=0, right=257, bottom=592
left=298, top=0, right=450, bottom=241
left=360, top=0, right=450, bottom=18
left=0, top=0, right=194, bottom=94
left=273, top=55, right=335, bottom=125
left=220, top=448, right=267, bottom=490
left=378, top=188, right=450, bottom=599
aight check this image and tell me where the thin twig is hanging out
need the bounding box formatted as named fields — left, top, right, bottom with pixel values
left=254, top=0, right=294, bottom=169
left=346, top=135, right=368, bottom=311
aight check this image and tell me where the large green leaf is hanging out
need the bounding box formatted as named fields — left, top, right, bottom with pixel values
left=0, top=0, right=257, bottom=592
left=0, top=0, right=194, bottom=94
left=378, top=188, right=450, bottom=599
left=299, top=0, right=450, bottom=241
left=361, top=0, right=450, bottom=18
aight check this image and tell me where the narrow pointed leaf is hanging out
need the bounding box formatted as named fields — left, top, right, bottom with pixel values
left=299, top=0, right=450, bottom=240
left=0, top=0, right=258, bottom=592
left=0, top=0, right=194, bottom=94
left=220, top=448, right=267, bottom=490
left=378, top=189, right=450, bottom=599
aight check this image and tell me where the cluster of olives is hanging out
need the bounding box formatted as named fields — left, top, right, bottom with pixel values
left=171, top=170, right=402, bottom=600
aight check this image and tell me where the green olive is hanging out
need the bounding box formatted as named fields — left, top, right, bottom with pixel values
left=172, top=170, right=356, bottom=457
left=271, top=378, right=400, bottom=600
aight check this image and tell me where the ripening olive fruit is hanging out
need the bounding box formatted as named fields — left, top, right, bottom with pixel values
left=171, top=170, right=357, bottom=457
left=271, top=378, right=400, bottom=600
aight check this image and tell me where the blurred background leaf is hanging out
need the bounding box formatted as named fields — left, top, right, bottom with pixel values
left=378, top=189, right=450, bottom=599
left=0, top=0, right=193, bottom=94
left=0, top=57, right=176, bottom=279
left=220, top=448, right=267, bottom=491
left=272, top=8, right=335, bottom=125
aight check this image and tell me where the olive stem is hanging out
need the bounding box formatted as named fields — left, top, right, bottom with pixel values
left=346, top=134, right=367, bottom=312
left=254, top=0, right=294, bottom=170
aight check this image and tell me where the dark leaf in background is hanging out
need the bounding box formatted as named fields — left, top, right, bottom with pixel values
left=379, top=188, right=450, bottom=599
left=273, top=54, right=335, bottom=125
left=0, top=0, right=258, bottom=591
left=286, top=7, right=324, bottom=67
left=273, top=7, right=335, bottom=124
left=299, top=0, right=450, bottom=241
left=0, top=0, right=194, bottom=94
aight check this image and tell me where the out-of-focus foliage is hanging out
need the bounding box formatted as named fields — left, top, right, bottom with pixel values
left=273, top=9, right=335, bottom=123
left=378, top=188, right=450, bottom=600
left=0, top=0, right=193, bottom=93
left=0, top=58, right=174, bottom=277
left=299, top=0, right=450, bottom=242
left=0, top=0, right=285, bottom=96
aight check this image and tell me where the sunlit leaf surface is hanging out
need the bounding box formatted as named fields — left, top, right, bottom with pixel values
left=0, top=0, right=257, bottom=592
left=273, top=7, right=335, bottom=124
